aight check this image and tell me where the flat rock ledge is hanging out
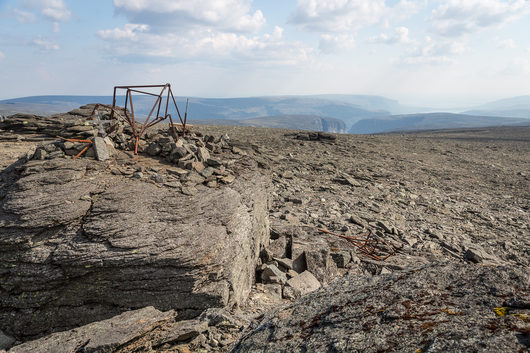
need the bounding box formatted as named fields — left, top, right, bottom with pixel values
left=0, top=156, right=270, bottom=341
left=8, top=307, right=176, bottom=353
left=233, top=263, right=530, bottom=353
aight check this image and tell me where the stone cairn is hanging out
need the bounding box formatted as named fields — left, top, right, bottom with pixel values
left=0, top=104, right=236, bottom=194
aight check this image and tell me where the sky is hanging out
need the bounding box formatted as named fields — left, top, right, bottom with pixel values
left=0, top=0, right=529, bottom=107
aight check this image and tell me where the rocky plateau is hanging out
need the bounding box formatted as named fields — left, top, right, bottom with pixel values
left=0, top=106, right=528, bottom=352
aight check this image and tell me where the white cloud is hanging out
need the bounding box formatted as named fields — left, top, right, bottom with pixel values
left=370, top=26, right=415, bottom=45
left=32, top=37, right=60, bottom=51
left=319, top=34, right=355, bottom=53
left=97, top=24, right=150, bottom=41
left=98, top=1, right=312, bottom=66
left=112, top=0, right=265, bottom=33
left=391, top=0, right=427, bottom=20
left=22, top=0, right=71, bottom=22
left=0, top=51, right=5, bottom=60
left=97, top=25, right=313, bottom=66
left=289, top=0, right=425, bottom=33
left=290, top=0, right=386, bottom=32
left=14, top=9, right=36, bottom=23
left=431, top=0, right=530, bottom=37
left=400, top=36, right=467, bottom=65
left=495, top=38, right=516, bottom=49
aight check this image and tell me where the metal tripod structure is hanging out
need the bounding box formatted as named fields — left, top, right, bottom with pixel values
left=107, top=83, right=189, bottom=154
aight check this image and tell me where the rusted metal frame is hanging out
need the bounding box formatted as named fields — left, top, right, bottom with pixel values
left=168, top=88, right=189, bottom=135
left=116, top=86, right=152, bottom=153
left=319, top=228, right=375, bottom=250
left=108, top=84, right=186, bottom=154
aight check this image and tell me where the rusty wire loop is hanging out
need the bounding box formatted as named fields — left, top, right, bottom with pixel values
left=89, top=84, right=188, bottom=155
left=318, top=228, right=397, bottom=261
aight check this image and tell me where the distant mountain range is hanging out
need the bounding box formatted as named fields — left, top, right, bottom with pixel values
left=349, top=113, right=530, bottom=134
left=1, top=94, right=529, bottom=134
left=463, top=95, right=530, bottom=118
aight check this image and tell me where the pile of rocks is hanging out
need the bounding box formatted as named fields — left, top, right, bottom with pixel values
left=7, top=104, right=239, bottom=194
left=285, top=131, right=337, bottom=142
left=30, top=136, right=115, bottom=161
left=255, top=225, right=368, bottom=301
left=0, top=107, right=99, bottom=140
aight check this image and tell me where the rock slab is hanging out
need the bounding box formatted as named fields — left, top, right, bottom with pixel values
left=0, top=157, right=270, bottom=341
left=9, top=307, right=174, bottom=353
left=233, top=263, right=530, bottom=353
left=285, top=270, right=321, bottom=297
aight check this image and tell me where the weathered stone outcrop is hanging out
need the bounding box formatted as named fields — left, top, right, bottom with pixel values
left=0, top=108, right=99, bottom=139
left=233, top=263, right=530, bottom=353
left=0, top=156, right=270, bottom=341
left=8, top=307, right=176, bottom=353
left=8, top=305, right=251, bottom=353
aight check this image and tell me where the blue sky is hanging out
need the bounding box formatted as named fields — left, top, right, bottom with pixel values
left=1, top=0, right=529, bottom=107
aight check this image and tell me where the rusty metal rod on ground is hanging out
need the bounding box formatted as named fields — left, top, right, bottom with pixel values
left=318, top=228, right=396, bottom=261
left=56, top=136, right=93, bottom=159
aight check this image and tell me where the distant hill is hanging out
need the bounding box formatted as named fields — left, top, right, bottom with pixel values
left=311, top=94, right=431, bottom=114
left=0, top=96, right=113, bottom=117
left=193, top=115, right=346, bottom=133
left=349, top=113, right=530, bottom=134
left=462, top=95, right=530, bottom=118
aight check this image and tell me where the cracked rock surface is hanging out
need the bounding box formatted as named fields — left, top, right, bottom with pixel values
left=0, top=155, right=270, bottom=341
left=233, top=263, right=530, bottom=353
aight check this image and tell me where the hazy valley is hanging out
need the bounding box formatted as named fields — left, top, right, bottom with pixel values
left=2, top=94, right=529, bottom=134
